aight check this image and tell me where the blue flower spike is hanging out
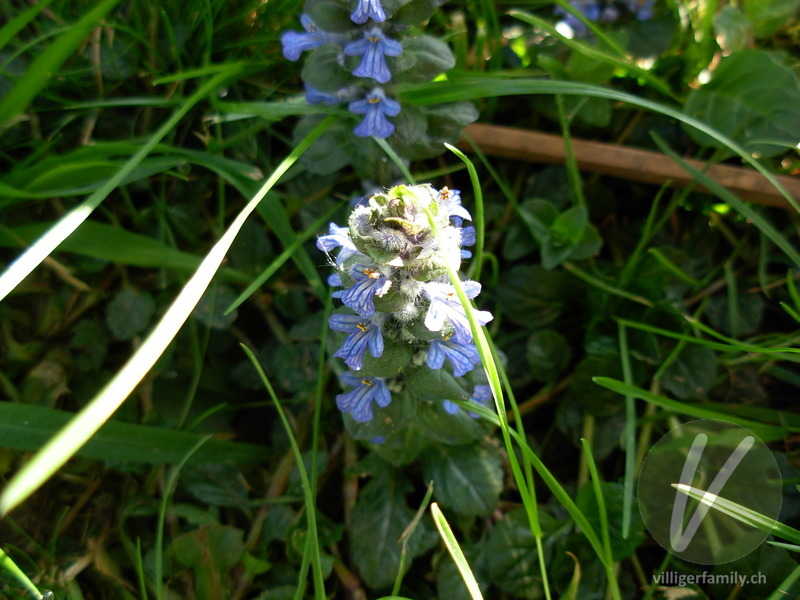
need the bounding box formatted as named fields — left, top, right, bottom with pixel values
left=350, top=0, right=386, bottom=24
left=336, top=372, right=392, bottom=422
left=319, top=185, right=494, bottom=425
left=348, top=88, right=401, bottom=138
left=344, top=28, right=402, bottom=84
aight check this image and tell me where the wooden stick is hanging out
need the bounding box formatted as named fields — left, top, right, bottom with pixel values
left=460, top=123, right=800, bottom=209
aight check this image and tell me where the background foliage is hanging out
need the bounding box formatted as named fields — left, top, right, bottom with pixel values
left=2, top=0, right=800, bottom=599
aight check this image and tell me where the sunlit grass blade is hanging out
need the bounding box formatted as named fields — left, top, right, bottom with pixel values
left=593, top=377, right=791, bottom=439
left=0, top=115, right=336, bottom=517
left=0, top=0, right=121, bottom=129
left=431, top=502, right=483, bottom=600
left=240, top=344, right=325, bottom=600
left=673, top=484, right=800, bottom=544
left=444, top=144, right=485, bottom=282
left=0, top=546, right=43, bottom=599
left=0, top=66, right=243, bottom=302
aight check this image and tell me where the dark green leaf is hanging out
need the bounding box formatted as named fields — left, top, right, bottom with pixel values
left=661, top=344, right=717, bottom=400
left=183, top=463, right=249, bottom=509
left=350, top=472, right=436, bottom=588
left=172, top=525, right=245, bottom=599
left=106, top=287, right=155, bottom=340
left=526, top=329, right=572, bottom=384
left=422, top=441, right=503, bottom=516
left=0, top=401, right=266, bottom=464
left=487, top=508, right=545, bottom=599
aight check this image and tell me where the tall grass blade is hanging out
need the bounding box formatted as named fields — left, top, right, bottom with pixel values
left=0, top=546, right=43, bottom=599
left=431, top=502, right=484, bottom=600
left=241, top=344, right=325, bottom=600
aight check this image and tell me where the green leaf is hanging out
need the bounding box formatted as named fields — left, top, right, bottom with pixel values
left=422, top=442, right=503, bottom=516
left=172, top=525, right=245, bottom=599
left=393, top=36, right=456, bottom=84
left=661, top=344, right=717, bottom=400
left=526, top=330, right=572, bottom=384
left=106, top=288, right=156, bottom=341
left=182, top=464, right=249, bottom=509
left=192, top=285, right=239, bottom=330
left=405, top=365, right=471, bottom=402
left=416, top=400, right=486, bottom=445
left=683, top=50, right=800, bottom=157
left=370, top=425, right=427, bottom=466
left=350, top=472, right=436, bottom=588
left=576, top=482, right=644, bottom=561
left=713, top=6, right=752, bottom=53
left=496, top=265, right=575, bottom=328
left=0, top=401, right=266, bottom=464
left=0, top=220, right=248, bottom=283
left=302, top=45, right=353, bottom=93
left=742, top=0, right=800, bottom=37
left=343, top=390, right=418, bottom=441
left=487, top=508, right=545, bottom=599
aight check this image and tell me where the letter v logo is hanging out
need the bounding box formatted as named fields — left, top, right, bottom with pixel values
left=669, top=433, right=755, bottom=552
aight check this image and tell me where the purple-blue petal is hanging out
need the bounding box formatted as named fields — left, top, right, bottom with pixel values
left=350, top=0, right=386, bottom=24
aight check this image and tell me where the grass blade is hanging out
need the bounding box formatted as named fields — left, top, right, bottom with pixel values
left=0, top=546, right=43, bottom=599
left=431, top=502, right=483, bottom=600
left=240, top=344, right=325, bottom=600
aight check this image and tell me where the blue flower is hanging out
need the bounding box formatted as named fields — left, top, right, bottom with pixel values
left=333, top=264, right=391, bottom=317
left=423, top=281, right=493, bottom=344
left=336, top=372, right=391, bottom=422
left=436, top=187, right=471, bottom=225
left=317, top=222, right=360, bottom=264
left=330, top=312, right=386, bottom=370
left=328, top=273, right=343, bottom=287
left=351, top=0, right=386, bottom=24
left=348, top=88, right=401, bottom=138
left=626, top=0, right=653, bottom=20
left=443, top=384, right=493, bottom=417
left=344, top=28, right=402, bottom=84
left=305, top=85, right=341, bottom=106
left=460, top=225, right=476, bottom=259
left=281, top=14, right=330, bottom=61
left=427, top=336, right=480, bottom=377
